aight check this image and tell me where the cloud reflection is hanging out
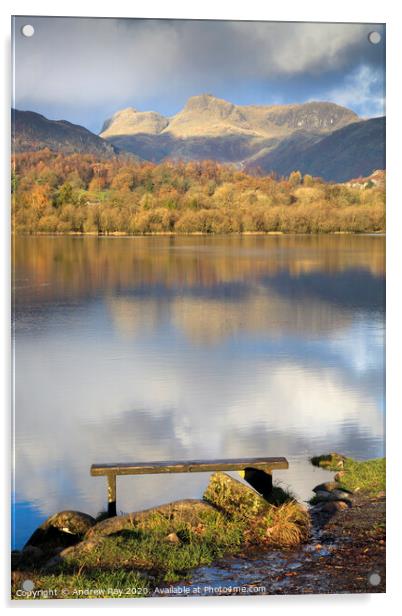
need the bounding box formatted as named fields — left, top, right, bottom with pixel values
left=13, top=236, right=384, bottom=548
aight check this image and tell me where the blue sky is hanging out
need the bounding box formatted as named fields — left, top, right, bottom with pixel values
left=13, top=17, right=385, bottom=134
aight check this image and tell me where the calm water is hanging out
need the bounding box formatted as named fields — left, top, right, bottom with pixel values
left=12, top=235, right=385, bottom=549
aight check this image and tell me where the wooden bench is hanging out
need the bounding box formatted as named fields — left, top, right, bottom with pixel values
left=90, top=456, right=289, bottom=516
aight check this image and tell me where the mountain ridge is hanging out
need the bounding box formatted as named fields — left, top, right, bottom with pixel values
left=12, top=109, right=118, bottom=157
left=100, top=94, right=359, bottom=140
left=98, top=95, right=372, bottom=177
left=11, top=97, right=385, bottom=182
left=245, top=116, right=385, bottom=182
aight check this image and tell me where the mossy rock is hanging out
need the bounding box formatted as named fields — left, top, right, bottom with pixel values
left=47, top=499, right=233, bottom=577
left=310, top=453, right=346, bottom=470
left=24, top=511, right=96, bottom=555
left=203, top=472, right=310, bottom=546
left=311, top=455, right=385, bottom=495
left=203, top=471, right=267, bottom=520
left=85, top=499, right=216, bottom=540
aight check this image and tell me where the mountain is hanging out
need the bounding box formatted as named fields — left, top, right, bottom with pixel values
left=12, top=109, right=117, bottom=157
left=246, top=116, right=385, bottom=182
left=12, top=97, right=385, bottom=183
left=99, top=95, right=360, bottom=167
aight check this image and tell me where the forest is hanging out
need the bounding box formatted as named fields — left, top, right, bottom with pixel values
left=12, top=149, right=385, bottom=234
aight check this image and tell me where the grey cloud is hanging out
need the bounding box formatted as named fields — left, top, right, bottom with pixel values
left=13, top=17, right=383, bottom=111
left=14, top=322, right=383, bottom=522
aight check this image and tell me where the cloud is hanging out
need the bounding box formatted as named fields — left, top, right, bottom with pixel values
left=15, top=331, right=383, bottom=526
left=14, top=283, right=384, bottom=526
left=13, top=17, right=384, bottom=117
left=322, top=64, right=385, bottom=117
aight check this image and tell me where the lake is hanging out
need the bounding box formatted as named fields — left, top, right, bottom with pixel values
left=12, top=235, right=385, bottom=549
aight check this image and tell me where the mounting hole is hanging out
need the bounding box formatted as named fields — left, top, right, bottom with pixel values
left=368, top=572, right=381, bottom=586
left=21, top=24, right=35, bottom=38
left=22, top=579, right=35, bottom=591
left=368, top=31, right=381, bottom=45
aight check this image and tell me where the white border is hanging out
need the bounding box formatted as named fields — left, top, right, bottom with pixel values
left=1, top=1, right=401, bottom=613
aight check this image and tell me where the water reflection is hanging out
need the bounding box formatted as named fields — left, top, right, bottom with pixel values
left=13, top=235, right=385, bottom=548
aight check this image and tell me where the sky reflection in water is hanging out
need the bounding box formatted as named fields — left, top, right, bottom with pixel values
left=12, top=235, right=385, bottom=548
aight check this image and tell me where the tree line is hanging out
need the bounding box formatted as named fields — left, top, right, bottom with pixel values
left=12, top=149, right=385, bottom=234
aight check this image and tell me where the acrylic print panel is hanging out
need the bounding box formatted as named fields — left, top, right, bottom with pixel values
left=11, top=16, right=385, bottom=599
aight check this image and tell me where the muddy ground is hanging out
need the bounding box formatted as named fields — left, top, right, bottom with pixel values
left=156, top=493, right=385, bottom=596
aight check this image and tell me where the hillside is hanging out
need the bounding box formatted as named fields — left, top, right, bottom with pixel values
left=101, top=95, right=358, bottom=140
left=12, top=109, right=117, bottom=157
left=247, top=117, right=385, bottom=182
left=99, top=95, right=360, bottom=170
left=12, top=150, right=385, bottom=235
left=12, top=99, right=385, bottom=183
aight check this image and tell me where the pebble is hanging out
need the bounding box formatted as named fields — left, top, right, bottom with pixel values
left=165, top=532, right=181, bottom=544
left=313, top=482, right=342, bottom=494
left=321, top=501, right=349, bottom=513
left=332, top=489, right=353, bottom=499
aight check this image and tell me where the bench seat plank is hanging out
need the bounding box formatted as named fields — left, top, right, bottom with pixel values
left=91, top=456, right=288, bottom=476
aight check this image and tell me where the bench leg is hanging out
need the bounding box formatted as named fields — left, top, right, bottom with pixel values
left=107, top=474, right=117, bottom=517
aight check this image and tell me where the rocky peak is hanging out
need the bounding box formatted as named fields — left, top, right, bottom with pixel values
left=263, top=101, right=359, bottom=131
left=100, top=108, right=169, bottom=137
left=100, top=95, right=360, bottom=142
left=184, top=94, right=235, bottom=114
left=101, top=108, right=138, bottom=133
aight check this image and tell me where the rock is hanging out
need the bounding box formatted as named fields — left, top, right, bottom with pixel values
left=334, top=471, right=346, bottom=481
left=58, top=545, right=78, bottom=558
left=43, top=555, right=63, bottom=570
left=329, top=452, right=346, bottom=468
left=203, top=472, right=310, bottom=546
left=11, top=550, right=22, bottom=568
left=332, top=489, right=353, bottom=499
left=43, top=539, right=103, bottom=571
left=24, top=511, right=96, bottom=552
left=45, top=500, right=218, bottom=570
left=313, top=492, right=352, bottom=505
left=86, top=499, right=216, bottom=540
left=22, top=545, right=43, bottom=559
left=313, top=482, right=343, bottom=493
left=204, top=471, right=267, bottom=520
left=321, top=501, right=350, bottom=513
left=14, top=545, right=45, bottom=567
left=311, top=453, right=346, bottom=470
left=313, top=490, right=333, bottom=500
left=46, top=510, right=96, bottom=535
left=165, top=532, right=181, bottom=544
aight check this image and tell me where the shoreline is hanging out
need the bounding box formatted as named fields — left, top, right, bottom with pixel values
left=12, top=230, right=386, bottom=237
left=157, top=492, right=385, bottom=596
left=11, top=455, right=385, bottom=599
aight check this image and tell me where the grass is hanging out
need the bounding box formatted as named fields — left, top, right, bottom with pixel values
left=311, top=454, right=385, bottom=495
left=12, top=569, right=150, bottom=599
left=338, top=458, right=385, bottom=495
left=12, top=506, right=248, bottom=598
left=12, top=476, right=311, bottom=599
left=259, top=502, right=311, bottom=546
left=203, top=472, right=310, bottom=548
left=62, top=508, right=246, bottom=584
